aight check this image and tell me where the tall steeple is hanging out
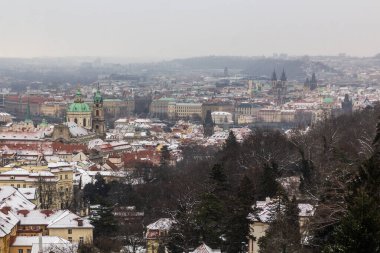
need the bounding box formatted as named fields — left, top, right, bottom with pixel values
left=74, top=89, right=83, bottom=103
left=271, top=69, right=277, bottom=82
left=280, top=69, right=287, bottom=82
left=92, top=84, right=106, bottom=139
left=304, top=77, right=310, bottom=88
left=310, top=73, right=317, bottom=90
left=203, top=110, right=214, bottom=137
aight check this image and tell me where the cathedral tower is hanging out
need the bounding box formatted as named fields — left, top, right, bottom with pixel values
left=92, top=85, right=106, bottom=138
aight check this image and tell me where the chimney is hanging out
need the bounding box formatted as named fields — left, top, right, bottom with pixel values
left=38, top=233, right=43, bottom=253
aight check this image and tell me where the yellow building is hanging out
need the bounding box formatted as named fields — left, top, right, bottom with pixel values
left=0, top=207, right=19, bottom=253
left=103, top=98, right=135, bottom=118
left=247, top=198, right=314, bottom=253
left=0, top=163, right=74, bottom=209
left=0, top=187, right=93, bottom=253
left=146, top=218, right=173, bottom=253
left=171, top=103, right=202, bottom=119
left=202, top=102, right=235, bottom=120
left=10, top=236, right=72, bottom=253
left=149, top=98, right=175, bottom=118
left=40, top=102, right=67, bottom=117
left=15, top=210, right=93, bottom=245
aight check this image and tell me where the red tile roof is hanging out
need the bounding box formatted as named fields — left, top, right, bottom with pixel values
left=52, top=142, right=88, bottom=154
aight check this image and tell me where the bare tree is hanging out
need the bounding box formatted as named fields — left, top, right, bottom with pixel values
left=37, top=176, right=57, bottom=209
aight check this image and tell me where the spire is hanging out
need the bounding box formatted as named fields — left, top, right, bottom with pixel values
left=93, top=83, right=103, bottom=104
left=74, top=89, right=83, bottom=103
left=271, top=69, right=277, bottom=81
left=203, top=110, right=214, bottom=137
left=310, top=73, right=317, bottom=90
left=304, top=77, right=310, bottom=87
left=311, top=73, right=317, bottom=84
left=280, top=68, right=287, bottom=82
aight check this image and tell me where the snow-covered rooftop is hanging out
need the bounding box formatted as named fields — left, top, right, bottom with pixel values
left=147, top=218, right=174, bottom=231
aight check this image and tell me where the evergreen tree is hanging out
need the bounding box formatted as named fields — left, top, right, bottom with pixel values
left=259, top=162, right=280, bottom=199
left=209, top=163, right=228, bottom=192
left=83, top=173, right=110, bottom=204
left=223, top=131, right=239, bottom=154
left=323, top=119, right=380, bottom=252
left=167, top=197, right=201, bottom=253
left=91, top=205, right=118, bottom=237
left=196, top=192, right=225, bottom=247
left=224, top=175, right=256, bottom=252
left=196, top=164, right=229, bottom=248
left=323, top=188, right=380, bottom=253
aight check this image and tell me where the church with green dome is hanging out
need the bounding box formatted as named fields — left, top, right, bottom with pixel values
left=66, top=87, right=106, bottom=138
left=66, top=89, right=92, bottom=130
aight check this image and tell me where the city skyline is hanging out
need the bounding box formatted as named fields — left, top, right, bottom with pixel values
left=0, top=0, right=379, bottom=60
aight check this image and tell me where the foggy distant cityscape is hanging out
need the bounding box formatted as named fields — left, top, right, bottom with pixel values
left=1, top=1, right=380, bottom=253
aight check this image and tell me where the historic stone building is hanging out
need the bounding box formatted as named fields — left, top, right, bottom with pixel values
left=65, top=88, right=106, bottom=139
left=66, top=90, right=92, bottom=130
left=271, top=69, right=287, bottom=106
left=92, top=87, right=106, bottom=138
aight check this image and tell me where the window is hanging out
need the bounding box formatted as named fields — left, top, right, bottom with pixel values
left=96, top=110, right=99, bottom=116
left=18, top=249, right=23, bottom=253
left=79, top=237, right=84, bottom=244
left=65, top=175, right=68, bottom=179
left=23, top=184, right=26, bottom=188
left=17, top=184, right=20, bottom=188
left=68, top=237, right=72, bottom=242
left=11, top=184, right=14, bottom=187
left=83, top=118, right=86, bottom=127
left=60, top=175, right=62, bottom=180
left=74, top=118, right=78, bottom=124
left=27, top=250, right=31, bottom=253
left=68, top=229, right=72, bottom=234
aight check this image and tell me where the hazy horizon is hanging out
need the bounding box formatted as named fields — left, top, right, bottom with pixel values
left=1, top=0, right=379, bottom=60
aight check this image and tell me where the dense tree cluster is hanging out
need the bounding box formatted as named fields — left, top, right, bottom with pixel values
left=82, top=103, right=380, bottom=252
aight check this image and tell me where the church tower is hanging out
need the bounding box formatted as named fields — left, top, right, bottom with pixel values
left=92, top=85, right=106, bottom=138
left=203, top=110, right=214, bottom=137
left=271, top=69, right=277, bottom=88
left=310, top=73, right=317, bottom=91
left=271, top=69, right=287, bottom=105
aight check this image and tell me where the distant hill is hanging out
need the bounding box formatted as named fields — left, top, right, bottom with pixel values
left=146, top=56, right=336, bottom=81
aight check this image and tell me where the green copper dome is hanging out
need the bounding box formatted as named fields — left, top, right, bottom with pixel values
left=68, top=102, right=91, bottom=112
left=93, top=90, right=103, bottom=103
left=68, top=88, right=91, bottom=112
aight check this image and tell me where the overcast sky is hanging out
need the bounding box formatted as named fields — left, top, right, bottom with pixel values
left=0, top=0, right=379, bottom=60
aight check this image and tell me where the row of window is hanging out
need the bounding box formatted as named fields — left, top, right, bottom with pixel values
left=18, top=249, right=31, bottom=253
left=73, top=118, right=90, bottom=127
left=10, top=184, right=28, bottom=188
left=68, top=236, right=84, bottom=244
left=59, top=174, right=69, bottom=180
